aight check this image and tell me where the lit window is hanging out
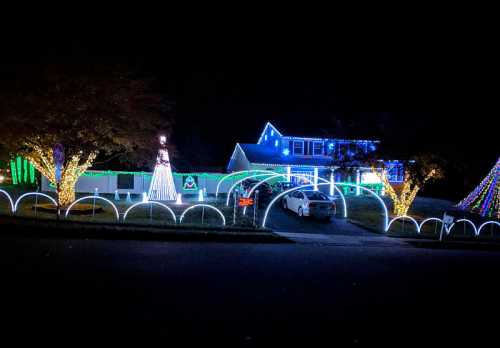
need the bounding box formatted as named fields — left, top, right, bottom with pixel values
left=271, top=130, right=274, bottom=136
left=283, top=148, right=290, bottom=156
left=293, top=141, right=304, bottom=155
left=274, top=140, right=279, bottom=147
left=313, top=142, right=324, bottom=155
left=264, top=135, right=268, bottom=141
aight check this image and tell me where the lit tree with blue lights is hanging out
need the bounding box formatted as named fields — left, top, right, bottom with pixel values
left=458, top=158, right=500, bottom=219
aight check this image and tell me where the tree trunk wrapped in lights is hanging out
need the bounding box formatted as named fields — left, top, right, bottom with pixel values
left=375, top=165, right=440, bottom=216
left=377, top=170, right=433, bottom=216
left=25, top=144, right=97, bottom=207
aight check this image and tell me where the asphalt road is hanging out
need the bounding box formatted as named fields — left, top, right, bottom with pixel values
left=1, top=231, right=500, bottom=344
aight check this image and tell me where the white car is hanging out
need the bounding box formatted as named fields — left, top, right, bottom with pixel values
left=282, top=190, right=336, bottom=220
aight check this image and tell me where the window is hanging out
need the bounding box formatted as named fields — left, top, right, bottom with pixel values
left=293, top=141, right=304, bottom=155
left=274, top=139, right=279, bottom=147
left=271, top=129, right=274, bottom=136
left=117, top=174, right=134, bottom=190
left=304, top=191, right=329, bottom=201
left=313, top=141, right=324, bottom=156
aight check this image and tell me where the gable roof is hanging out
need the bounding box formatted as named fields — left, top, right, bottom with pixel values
left=257, top=122, right=283, bottom=144
left=239, top=143, right=333, bottom=167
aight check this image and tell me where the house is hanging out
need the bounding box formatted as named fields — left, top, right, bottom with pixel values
left=227, top=122, right=404, bottom=195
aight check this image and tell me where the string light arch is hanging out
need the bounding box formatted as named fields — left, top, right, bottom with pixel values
left=215, top=170, right=277, bottom=198
left=477, top=221, right=500, bottom=236
left=0, top=189, right=14, bottom=213
left=123, top=201, right=177, bottom=224
left=386, top=215, right=420, bottom=233
left=14, top=192, right=58, bottom=213
left=447, top=218, right=478, bottom=236
left=241, top=173, right=348, bottom=219
left=261, top=182, right=388, bottom=231
left=65, top=196, right=120, bottom=221
left=179, top=204, right=226, bottom=226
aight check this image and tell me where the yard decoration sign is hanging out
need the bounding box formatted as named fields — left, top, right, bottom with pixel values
left=182, top=175, right=199, bottom=191
left=239, top=197, right=254, bottom=207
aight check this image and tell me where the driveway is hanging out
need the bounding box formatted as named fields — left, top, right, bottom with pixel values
left=264, top=205, right=379, bottom=236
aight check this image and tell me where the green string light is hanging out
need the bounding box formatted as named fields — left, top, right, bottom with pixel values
left=10, top=159, right=18, bottom=185
left=16, top=156, right=22, bottom=184
left=23, top=158, right=28, bottom=183
left=29, top=162, right=35, bottom=184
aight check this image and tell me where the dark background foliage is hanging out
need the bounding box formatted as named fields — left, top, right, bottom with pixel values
left=0, top=29, right=496, bottom=201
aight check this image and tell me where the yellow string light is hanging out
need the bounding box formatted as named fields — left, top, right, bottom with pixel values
left=374, top=168, right=437, bottom=216
left=25, top=143, right=97, bottom=207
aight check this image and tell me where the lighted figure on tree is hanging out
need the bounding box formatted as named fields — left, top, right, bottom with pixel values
left=373, top=155, right=444, bottom=216
left=148, top=136, right=177, bottom=201
left=0, top=64, right=173, bottom=207
left=457, top=158, right=500, bottom=219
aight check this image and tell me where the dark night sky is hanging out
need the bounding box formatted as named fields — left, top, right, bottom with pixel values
left=1, top=31, right=497, bottom=200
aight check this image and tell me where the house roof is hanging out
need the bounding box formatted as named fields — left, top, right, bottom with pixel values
left=238, top=143, right=334, bottom=167
left=264, top=121, right=380, bottom=143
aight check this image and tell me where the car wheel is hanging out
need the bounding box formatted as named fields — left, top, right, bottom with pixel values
left=298, top=207, right=303, bottom=217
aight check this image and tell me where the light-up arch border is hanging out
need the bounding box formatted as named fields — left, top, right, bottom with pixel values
left=418, top=217, right=444, bottom=234
left=242, top=174, right=288, bottom=215
left=261, top=182, right=388, bottom=231
left=215, top=170, right=278, bottom=198
left=0, top=189, right=14, bottom=213
left=225, top=173, right=281, bottom=206
left=447, top=218, right=478, bottom=236
left=241, top=174, right=348, bottom=219
left=478, top=221, right=500, bottom=236
left=65, top=196, right=120, bottom=221
left=14, top=192, right=58, bottom=213
left=123, top=201, right=177, bottom=224
left=386, top=215, right=420, bottom=233
left=179, top=204, right=226, bottom=226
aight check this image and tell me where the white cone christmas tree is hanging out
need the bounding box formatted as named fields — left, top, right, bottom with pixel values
left=147, top=136, right=177, bottom=201
left=457, top=157, right=499, bottom=219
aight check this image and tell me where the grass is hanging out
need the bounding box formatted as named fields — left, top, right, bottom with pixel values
left=344, top=193, right=500, bottom=240
left=0, top=186, right=257, bottom=230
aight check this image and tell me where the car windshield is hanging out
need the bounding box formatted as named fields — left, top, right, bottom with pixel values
left=304, top=191, right=329, bottom=201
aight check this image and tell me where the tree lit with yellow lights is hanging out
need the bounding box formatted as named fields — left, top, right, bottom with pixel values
left=0, top=64, right=173, bottom=207
left=374, top=155, right=444, bottom=216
